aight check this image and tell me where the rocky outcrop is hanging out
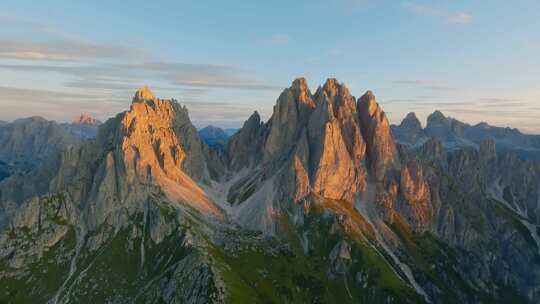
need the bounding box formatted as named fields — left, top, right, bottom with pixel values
left=306, top=79, right=367, bottom=200
left=399, top=159, right=433, bottom=232
left=227, top=79, right=371, bottom=203
left=263, top=78, right=315, bottom=165
left=357, top=91, right=400, bottom=181
left=226, top=111, right=266, bottom=171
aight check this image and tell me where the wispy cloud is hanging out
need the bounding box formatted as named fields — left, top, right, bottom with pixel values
left=0, top=62, right=281, bottom=91
left=0, top=14, right=283, bottom=126
left=0, top=61, right=281, bottom=126
left=0, top=14, right=144, bottom=62
left=0, top=86, right=126, bottom=122
left=447, top=12, right=473, bottom=25
left=393, top=79, right=457, bottom=91
left=402, top=2, right=472, bottom=24
left=385, top=93, right=540, bottom=134
left=261, top=34, right=290, bottom=45
left=0, top=37, right=142, bottom=61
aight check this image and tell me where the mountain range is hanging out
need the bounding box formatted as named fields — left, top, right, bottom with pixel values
left=198, top=126, right=236, bottom=152
left=392, top=111, right=540, bottom=160
left=0, top=79, right=539, bottom=303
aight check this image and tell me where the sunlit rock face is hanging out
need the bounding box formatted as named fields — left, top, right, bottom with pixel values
left=357, top=91, right=400, bottom=181
left=227, top=78, right=371, bottom=203
left=226, top=79, right=437, bottom=237
left=72, top=114, right=101, bottom=125
left=307, top=79, right=367, bottom=201
left=123, top=87, right=208, bottom=182
left=132, top=85, right=156, bottom=102
left=39, top=87, right=224, bottom=231
left=63, top=114, right=102, bottom=139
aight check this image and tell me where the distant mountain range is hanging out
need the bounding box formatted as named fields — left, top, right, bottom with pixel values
left=392, top=111, right=540, bottom=159
left=0, top=80, right=539, bottom=303
left=198, top=125, right=237, bottom=152
left=0, top=115, right=101, bottom=182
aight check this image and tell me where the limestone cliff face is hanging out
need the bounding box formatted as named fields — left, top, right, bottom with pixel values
left=307, top=79, right=367, bottom=200
left=426, top=139, right=540, bottom=301
left=399, top=159, right=433, bottom=232
left=357, top=91, right=399, bottom=181
left=226, top=111, right=266, bottom=171
left=47, top=87, right=223, bottom=230
left=225, top=79, right=438, bottom=241
left=126, top=87, right=209, bottom=182
left=264, top=78, right=315, bottom=165
left=228, top=78, right=370, bottom=202
left=227, top=79, right=433, bottom=214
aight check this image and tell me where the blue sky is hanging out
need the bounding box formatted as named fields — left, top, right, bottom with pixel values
left=0, top=0, right=539, bottom=132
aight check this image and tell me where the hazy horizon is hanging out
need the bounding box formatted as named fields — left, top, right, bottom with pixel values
left=1, top=83, right=538, bottom=136
left=0, top=1, right=539, bottom=133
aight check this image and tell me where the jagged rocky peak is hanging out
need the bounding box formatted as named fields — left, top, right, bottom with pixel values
left=400, top=112, right=422, bottom=130
left=122, top=87, right=208, bottom=182
left=63, top=87, right=221, bottom=224
left=427, top=110, right=448, bottom=124
left=314, top=78, right=357, bottom=117
left=72, top=113, right=101, bottom=125
left=246, top=110, right=261, bottom=126
left=357, top=90, right=399, bottom=180
left=133, top=85, right=157, bottom=103
left=426, top=110, right=451, bottom=138
left=263, top=78, right=316, bottom=162
left=290, top=77, right=314, bottom=107
left=226, top=111, right=266, bottom=170
left=357, top=90, right=379, bottom=117
left=425, top=110, right=466, bottom=139
left=391, top=112, right=425, bottom=145
left=319, top=78, right=352, bottom=99
left=301, top=79, right=367, bottom=201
